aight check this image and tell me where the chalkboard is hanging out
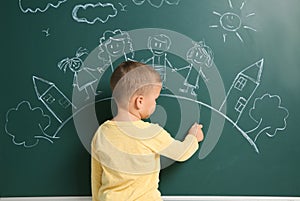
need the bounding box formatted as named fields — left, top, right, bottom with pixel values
left=1, top=0, right=300, bottom=197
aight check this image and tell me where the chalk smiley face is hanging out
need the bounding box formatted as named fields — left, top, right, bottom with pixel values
left=190, top=49, right=206, bottom=65
left=69, top=58, right=83, bottom=72
left=105, top=38, right=126, bottom=57
left=149, top=36, right=170, bottom=56
left=220, top=12, right=241, bottom=32
left=209, top=0, right=257, bottom=43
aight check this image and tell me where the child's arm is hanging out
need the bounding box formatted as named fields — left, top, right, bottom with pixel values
left=156, top=123, right=204, bottom=162
left=91, top=153, right=103, bottom=201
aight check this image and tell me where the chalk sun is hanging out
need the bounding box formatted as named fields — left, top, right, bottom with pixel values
left=209, top=0, right=257, bottom=43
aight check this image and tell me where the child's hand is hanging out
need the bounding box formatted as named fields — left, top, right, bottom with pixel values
left=188, top=123, right=204, bottom=142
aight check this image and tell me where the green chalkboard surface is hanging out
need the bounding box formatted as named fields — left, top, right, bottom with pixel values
left=1, top=0, right=300, bottom=197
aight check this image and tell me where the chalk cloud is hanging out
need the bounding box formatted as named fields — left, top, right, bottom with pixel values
left=72, top=2, right=118, bottom=24
left=19, top=0, right=67, bottom=13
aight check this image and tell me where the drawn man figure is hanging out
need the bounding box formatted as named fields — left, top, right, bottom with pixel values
left=173, top=41, right=214, bottom=96
left=144, top=34, right=173, bottom=88
left=98, top=29, right=134, bottom=72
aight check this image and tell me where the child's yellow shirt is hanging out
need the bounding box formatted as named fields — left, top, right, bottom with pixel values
left=91, top=120, right=198, bottom=201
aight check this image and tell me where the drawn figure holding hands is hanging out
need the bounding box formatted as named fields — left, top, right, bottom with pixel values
left=58, top=47, right=100, bottom=100
left=144, top=34, right=174, bottom=88
left=173, top=41, right=214, bottom=96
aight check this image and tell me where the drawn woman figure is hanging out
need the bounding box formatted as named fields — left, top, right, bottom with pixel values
left=173, top=41, right=214, bottom=96
left=58, top=47, right=100, bottom=100
left=98, top=29, right=134, bottom=72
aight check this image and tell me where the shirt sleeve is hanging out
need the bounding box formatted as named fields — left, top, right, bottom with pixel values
left=143, top=127, right=199, bottom=162
left=159, top=134, right=199, bottom=162
left=91, top=136, right=103, bottom=201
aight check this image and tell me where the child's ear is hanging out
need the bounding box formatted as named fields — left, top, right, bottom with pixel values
left=135, top=95, right=144, bottom=110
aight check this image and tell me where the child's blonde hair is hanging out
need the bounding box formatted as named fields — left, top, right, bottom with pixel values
left=110, top=61, right=161, bottom=109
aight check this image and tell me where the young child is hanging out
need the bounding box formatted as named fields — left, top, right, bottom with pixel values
left=91, top=61, right=204, bottom=201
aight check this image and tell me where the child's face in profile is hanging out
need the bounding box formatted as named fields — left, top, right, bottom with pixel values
left=140, top=84, right=162, bottom=119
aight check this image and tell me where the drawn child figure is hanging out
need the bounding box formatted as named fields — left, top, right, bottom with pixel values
left=98, top=29, right=135, bottom=72
left=144, top=34, right=174, bottom=88
left=91, top=61, right=204, bottom=201
left=173, top=41, right=214, bottom=96
left=58, top=47, right=100, bottom=100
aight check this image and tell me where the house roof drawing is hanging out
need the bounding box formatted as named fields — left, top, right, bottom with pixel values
left=33, top=76, right=54, bottom=99
left=239, top=59, right=264, bottom=84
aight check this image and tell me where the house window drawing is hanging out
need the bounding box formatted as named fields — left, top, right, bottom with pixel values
left=219, top=59, right=264, bottom=125
left=235, top=97, right=247, bottom=112
left=59, top=98, right=71, bottom=109
left=43, top=94, right=55, bottom=104
left=234, top=76, right=247, bottom=91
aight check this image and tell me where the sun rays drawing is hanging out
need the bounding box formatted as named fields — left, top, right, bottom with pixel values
left=209, top=0, right=257, bottom=43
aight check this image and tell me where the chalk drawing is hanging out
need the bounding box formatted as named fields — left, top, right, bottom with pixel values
left=219, top=59, right=264, bottom=125
left=247, top=94, right=289, bottom=142
left=19, top=0, right=67, bottom=13
left=173, top=41, right=214, bottom=96
left=98, top=29, right=134, bottom=72
left=58, top=47, right=100, bottom=100
left=42, top=28, right=50, bottom=37
left=144, top=34, right=174, bottom=88
left=118, top=3, right=128, bottom=12
left=159, top=94, right=259, bottom=153
left=132, top=0, right=145, bottom=6
left=209, top=0, right=257, bottom=43
left=132, top=0, right=180, bottom=8
left=33, top=76, right=76, bottom=124
left=97, top=67, right=105, bottom=74
left=5, top=93, right=287, bottom=152
left=167, top=58, right=288, bottom=154
left=5, top=101, right=53, bottom=148
left=72, top=2, right=118, bottom=24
